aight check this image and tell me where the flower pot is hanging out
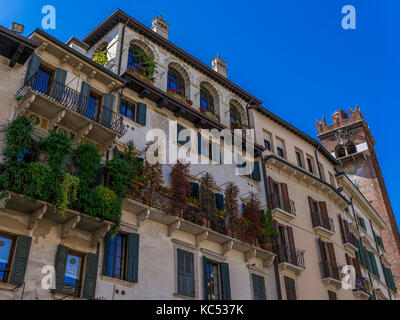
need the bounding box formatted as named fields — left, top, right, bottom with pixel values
left=186, top=201, right=199, bottom=209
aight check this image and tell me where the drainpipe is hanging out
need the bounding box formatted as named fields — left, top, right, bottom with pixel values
left=117, top=19, right=130, bottom=75
left=261, top=156, right=282, bottom=300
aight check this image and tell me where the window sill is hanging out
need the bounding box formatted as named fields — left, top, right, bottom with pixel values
left=100, top=275, right=136, bottom=288
left=0, top=282, right=17, bottom=291
left=173, top=293, right=196, bottom=300
left=121, top=115, right=141, bottom=128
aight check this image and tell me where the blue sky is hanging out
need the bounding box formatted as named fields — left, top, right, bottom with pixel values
left=1, top=1, right=399, bottom=224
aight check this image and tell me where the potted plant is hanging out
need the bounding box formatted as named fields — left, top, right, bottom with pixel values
left=160, top=186, right=174, bottom=198
left=260, top=210, right=279, bottom=251
left=214, top=209, right=228, bottom=219
left=186, top=196, right=201, bottom=208
left=170, top=160, right=191, bottom=216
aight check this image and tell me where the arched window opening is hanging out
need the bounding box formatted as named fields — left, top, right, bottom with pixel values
left=347, top=143, right=357, bottom=155
left=200, top=87, right=214, bottom=112
left=167, top=67, right=185, bottom=97
left=336, top=146, right=346, bottom=158
left=127, top=45, right=145, bottom=73
left=230, top=104, right=242, bottom=129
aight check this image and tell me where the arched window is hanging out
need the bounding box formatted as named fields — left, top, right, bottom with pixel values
left=127, top=45, right=145, bottom=71
left=200, top=87, right=214, bottom=112
left=230, top=104, right=242, bottom=127
left=167, top=67, right=185, bottom=97
left=336, top=146, right=346, bottom=158
left=347, top=142, right=357, bottom=155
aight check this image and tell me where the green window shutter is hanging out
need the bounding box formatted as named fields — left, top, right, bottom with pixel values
left=25, top=53, right=41, bottom=83
left=82, top=253, right=99, bottom=300
left=387, top=268, right=397, bottom=293
left=53, top=245, right=69, bottom=294
left=202, top=256, right=208, bottom=300
left=78, top=81, right=91, bottom=116
left=190, top=182, right=200, bottom=199
left=51, top=68, right=67, bottom=100
left=127, top=233, right=140, bottom=283
left=359, top=217, right=366, bottom=230
left=368, top=251, right=379, bottom=277
left=215, top=193, right=224, bottom=211
left=220, top=262, right=231, bottom=300
left=377, top=236, right=384, bottom=250
left=251, top=161, right=261, bottom=182
left=177, top=249, right=195, bottom=298
left=102, top=233, right=111, bottom=276
left=252, top=274, right=266, bottom=300
left=8, top=235, right=32, bottom=286
left=136, top=102, right=147, bottom=125
left=198, top=132, right=202, bottom=155
left=100, top=94, right=115, bottom=128
left=356, top=239, right=366, bottom=267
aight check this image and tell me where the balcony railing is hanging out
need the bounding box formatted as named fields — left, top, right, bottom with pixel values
left=276, top=244, right=305, bottom=269
left=320, top=261, right=341, bottom=281
left=270, top=193, right=296, bottom=216
left=311, top=211, right=335, bottom=233
left=17, top=71, right=127, bottom=136
left=126, top=186, right=274, bottom=251
left=343, top=230, right=357, bottom=248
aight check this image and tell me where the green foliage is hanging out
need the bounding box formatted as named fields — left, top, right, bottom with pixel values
left=136, top=51, right=157, bottom=75
left=261, top=210, right=279, bottom=239
left=73, top=142, right=101, bottom=188
left=54, top=173, right=79, bottom=217
left=92, top=50, right=108, bottom=67
left=105, top=156, right=130, bottom=198
left=85, top=186, right=121, bottom=225
left=21, top=162, right=52, bottom=202
left=43, top=131, right=71, bottom=173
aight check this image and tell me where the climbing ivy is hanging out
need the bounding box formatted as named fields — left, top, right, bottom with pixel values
left=54, top=173, right=79, bottom=217
left=105, top=156, right=130, bottom=198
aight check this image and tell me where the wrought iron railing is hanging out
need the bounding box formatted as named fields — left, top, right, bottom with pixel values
left=276, top=244, right=305, bottom=269
left=126, top=185, right=274, bottom=251
left=343, top=230, right=357, bottom=247
left=320, top=261, right=341, bottom=281
left=311, top=211, right=335, bottom=233
left=17, top=71, right=127, bottom=136
left=354, top=277, right=370, bottom=294
left=270, top=193, right=296, bottom=216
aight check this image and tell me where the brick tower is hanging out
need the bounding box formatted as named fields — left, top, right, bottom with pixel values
left=316, top=106, right=400, bottom=296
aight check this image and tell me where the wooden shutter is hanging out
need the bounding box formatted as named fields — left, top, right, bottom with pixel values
left=136, top=102, right=147, bottom=125
left=319, top=201, right=329, bottom=229
left=220, top=262, right=231, bottom=300
left=327, top=242, right=339, bottom=279
left=78, top=81, right=91, bottom=115
left=284, top=276, right=297, bottom=300
left=252, top=274, right=266, bottom=300
left=286, top=226, right=297, bottom=266
left=275, top=221, right=283, bottom=262
left=177, top=249, right=195, bottom=298
left=8, top=235, right=32, bottom=286
left=102, top=233, right=111, bottom=276
left=51, top=68, right=67, bottom=100
left=268, top=177, right=276, bottom=208
left=353, top=257, right=362, bottom=278
left=25, top=53, right=41, bottom=83
left=308, top=196, right=317, bottom=227
left=53, top=245, right=69, bottom=294
left=215, top=193, right=224, bottom=211
left=101, top=94, right=115, bottom=128
left=82, top=253, right=99, bottom=300
left=127, top=233, right=140, bottom=283
left=281, top=183, right=290, bottom=212
left=202, top=256, right=208, bottom=300
left=251, top=161, right=261, bottom=182
left=343, top=220, right=351, bottom=242
left=338, top=215, right=345, bottom=243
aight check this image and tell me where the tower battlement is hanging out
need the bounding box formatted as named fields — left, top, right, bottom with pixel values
left=315, top=105, right=364, bottom=135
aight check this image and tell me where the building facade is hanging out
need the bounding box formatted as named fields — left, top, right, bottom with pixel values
left=0, top=9, right=397, bottom=300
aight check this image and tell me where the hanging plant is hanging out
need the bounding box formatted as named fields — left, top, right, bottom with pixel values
left=170, top=160, right=191, bottom=205
left=224, top=182, right=239, bottom=223
left=92, top=50, right=108, bottom=67
left=200, top=172, right=217, bottom=214
left=105, top=156, right=130, bottom=198
left=242, top=192, right=263, bottom=239
left=54, top=173, right=79, bottom=217
left=142, top=140, right=164, bottom=203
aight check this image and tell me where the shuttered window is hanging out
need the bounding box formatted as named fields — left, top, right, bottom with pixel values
left=284, top=276, right=297, bottom=300
left=252, top=274, right=267, bottom=300
left=203, top=257, right=231, bottom=300
left=120, top=99, right=136, bottom=121
left=8, top=235, right=32, bottom=286
left=358, top=217, right=367, bottom=230
left=0, top=233, right=16, bottom=283
left=177, top=249, right=195, bottom=298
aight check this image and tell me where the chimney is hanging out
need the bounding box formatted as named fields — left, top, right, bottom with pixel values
left=152, top=15, right=169, bottom=40
left=211, top=54, right=227, bottom=78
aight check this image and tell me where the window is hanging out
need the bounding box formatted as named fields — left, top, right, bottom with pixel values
left=276, top=138, right=285, bottom=158
left=295, top=150, right=303, bottom=168
left=347, top=142, right=357, bottom=155
left=0, top=233, right=16, bottom=283
left=200, top=87, right=214, bottom=112
left=252, top=274, right=267, bottom=300
left=284, top=276, right=297, bottom=300
left=203, top=258, right=231, bottom=300
left=120, top=99, right=136, bottom=121
left=127, top=45, right=145, bottom=72
left=336, top=145, right=346, bottom=158
left=34, top=66, right=53, bottom=95
left=230, top=104, right=242, bottom=128
left=105, top=234, right=128, bottom=280
left=63, top=251, right=84, bottom=297
left=263, top=132, right=272, bottom=151
left=319, top=163, right=326, bottom=181
left=306, top=157, right=314, bottom=174
left=167, top=68, right=185, bottom=97
left=328, top=290, right=337, bottom=300
left=329, top=172, right=336, bottom=187
left=205, top=260, right=221, bottom=300
left=177, top=249, right=195, bottom=298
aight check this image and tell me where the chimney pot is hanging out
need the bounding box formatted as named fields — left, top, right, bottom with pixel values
left=211, top=54, right=227, bottom=78
left=152, top=15, right=169, bottom=40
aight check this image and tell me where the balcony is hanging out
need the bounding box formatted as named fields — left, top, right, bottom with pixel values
left=16, top=72, right=127, bottom=149
left=123, top=188, right=276, bottom=268
left=353, top=277, right=370, bottom=299
left=276, top=244, right=305, bottom=275
left=311, top=211, right=335, bottom=237
left=270, top=193, right=296, bottom=222
left=320, top=261, right=342, bottom=287
left=342, top=230, right=358, bottom=254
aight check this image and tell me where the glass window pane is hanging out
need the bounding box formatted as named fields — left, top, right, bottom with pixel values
left=0, top=236, right=13, bottom=280
left=64, top=254, right=82, bottom=287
